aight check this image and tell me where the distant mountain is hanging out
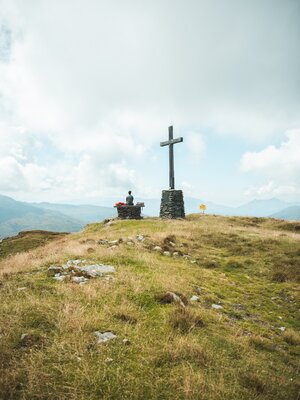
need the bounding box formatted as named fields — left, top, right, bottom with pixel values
left=270, top=206, right=300, bottom=221
left=32, top=202, right=115, bottom=224
left=0, top=195, right=82, bottom=238
left=138, top=197, right=300, bottom=218
left=233, top=198, right=292, bottom=217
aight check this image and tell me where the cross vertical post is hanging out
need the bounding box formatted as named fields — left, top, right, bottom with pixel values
left=160, top=125, right=183, bottom=190
left=169, top=126, right=175, bottom=189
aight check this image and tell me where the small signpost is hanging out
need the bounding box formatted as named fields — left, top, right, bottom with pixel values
left=199, top=204, right=206, bottom=214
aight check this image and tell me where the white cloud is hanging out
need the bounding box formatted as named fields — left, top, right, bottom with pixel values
left=241, top=130, right=300, bottom=199
left=0, top=0, right=299, bottom=202
left=186, top=132, right=206, bottom=160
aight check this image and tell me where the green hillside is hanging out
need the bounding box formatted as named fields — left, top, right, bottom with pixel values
left=0, top=215, right=299, bottom=400
left=0, top=195, right=83, bottom=238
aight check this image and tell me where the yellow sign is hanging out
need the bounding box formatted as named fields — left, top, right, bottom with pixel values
left=199, top=204, right=206, bottom=214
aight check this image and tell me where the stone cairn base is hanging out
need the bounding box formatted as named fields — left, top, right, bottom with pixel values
left=160, top=190, right=185, bottom=219
left=115, top=205, right=142, bottom=219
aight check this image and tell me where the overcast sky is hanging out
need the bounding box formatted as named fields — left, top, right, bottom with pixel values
left=0, top=0, right=299, bottom=206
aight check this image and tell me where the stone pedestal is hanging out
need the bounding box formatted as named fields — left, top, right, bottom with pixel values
left=115, top=205, right=142, bottom=219
left=160, top=190, right=185, bottom=219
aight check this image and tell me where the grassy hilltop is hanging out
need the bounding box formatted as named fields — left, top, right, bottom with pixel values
left=0, top=215, right=299, bottom=400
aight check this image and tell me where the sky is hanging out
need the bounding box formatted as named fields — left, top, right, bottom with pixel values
left=0, top=0, right=299, bottom=206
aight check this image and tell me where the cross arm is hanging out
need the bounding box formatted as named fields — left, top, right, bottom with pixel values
left=160, top=137, right=183, bottom=147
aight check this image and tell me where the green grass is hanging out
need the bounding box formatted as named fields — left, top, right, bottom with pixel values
left=0, top=215, right=299, bottom=399
left=0, top=230, right=68, bottom=260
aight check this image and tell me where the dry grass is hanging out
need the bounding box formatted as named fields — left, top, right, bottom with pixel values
left=0, top=215, right=299, bottom=399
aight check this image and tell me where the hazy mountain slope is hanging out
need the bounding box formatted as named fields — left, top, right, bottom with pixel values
left=0, top=195, right=43, bottom=224
left=33, top=202, right=116, bottom=224
left=233, top=198, right=291, bottom=217
left=270, top=206, right=300, bottom=221
left=0, top=210, right=82, bottom=238
left=0, top=195, right=83, bottom=238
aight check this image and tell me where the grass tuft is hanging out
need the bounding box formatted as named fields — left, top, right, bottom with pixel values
left=169, top=307, right=206, bottom=333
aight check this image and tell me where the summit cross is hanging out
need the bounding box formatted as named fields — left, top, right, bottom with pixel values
left=160, top=125, right=183, bottom=190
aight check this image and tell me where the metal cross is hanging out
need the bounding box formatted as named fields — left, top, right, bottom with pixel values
left=160, top=125, right=183, bottom=190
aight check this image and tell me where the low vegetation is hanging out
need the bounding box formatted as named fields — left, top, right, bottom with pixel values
left=0, top=215, right=299, bottom=399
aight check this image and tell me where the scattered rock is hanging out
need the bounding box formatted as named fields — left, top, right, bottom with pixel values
left=108, top=240, right=119, bottom=245
left=195, top=287, right=202, bottom=294
left=158, top=292, right=187, bottom=308
left=173, top=252, right=179, bottom=257
left=123, top=338, right=131, bottom=345
left=72, top=276, right=88, bottom=284
left=20, top=333, right=45, bottom=348
left=17, top=287, right=27, bottom=291
left=53, top=274, right=67, bottom=281
left=183, top=255, right=191, bottom=260
left=105, top=358, right=113, bottom=363
left=109, top=245, right=117, bottom=250
left=95, top=331, right=117, bottom=344
left=136, top=235, right=145, bottom=242
left=79, top=264, right=115, bottom=277
left=169, top=241, right=176, bottom=247
left=190, top=295, right=200, bottom=302
left=97, top=239, right=108, bottom=245
left=153, top=246, right=162, bottom=252
left=212, top=304, right=223, bottom=310
left=190, top=260, right=197, bottom=264
left=52, top=260, right=116, bottom=283
left=126, top=241, right=134, bottom=245
left=163, top=251, right=171, bottom=256
left=47, top=265, right=63, bottom=276
left=279, top=327, right=286, bottom=332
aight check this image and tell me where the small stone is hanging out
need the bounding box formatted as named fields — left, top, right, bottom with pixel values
left=183, top=255, right=191, bottom=260
left=161, top=292, right=186, bottom=308
left=17, top=287, right=27, bottom=291
left=212, top=304, right=223, bottom=310
left=163, top=251, right=171, bottom=256
left=109, top=245, right=117, bottom=249
left=136, top=235, right=145, bottom=242
left=169, top=241, right=176, bottom=247
left=105, top=358, right=113, bottom=363
left=97, top=239, right=108, bottom=245
left=53, top=274, right=66, bottom=281
left=190, top=295, right=199, bottom=302
left=195, top=287, right=202, bottom=294
left=122, top=338, right=131, bottom=345
left=72, top=276, right=88, bottom=284
left=77, top=264, right=115, bottom=277
left=95, top=331, right=117, bottom=343
left=47, top=265, right=63, bottom=276
left=126, top=241, right=134, bottom=245
left=279, top=327, right=286, bottom=332
left=153, top=246, right=162, bottom=252
left=173, top=252, right=179, bottom=257
left=190, top=260, right=197, bottom=264
left=108, top=240, right=119, bottom=245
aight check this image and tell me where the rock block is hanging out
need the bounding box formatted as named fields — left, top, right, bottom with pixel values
left=160, top=190, right=185, bottom=219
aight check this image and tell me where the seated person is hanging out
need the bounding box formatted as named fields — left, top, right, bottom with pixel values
left=126, top=190, right=134, bottom=205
